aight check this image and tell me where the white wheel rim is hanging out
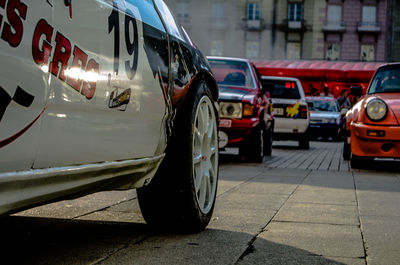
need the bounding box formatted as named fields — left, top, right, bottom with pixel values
left=193, top=95, right=218, bottom=214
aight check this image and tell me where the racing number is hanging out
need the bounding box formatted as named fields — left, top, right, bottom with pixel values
left=108, top=2, right=138, bottom=80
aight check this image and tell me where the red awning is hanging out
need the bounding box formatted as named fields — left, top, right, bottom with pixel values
left=253, top=60, right=384, bottom=83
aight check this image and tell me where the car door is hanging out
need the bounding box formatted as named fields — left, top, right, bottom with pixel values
left=33, top=0, right=169, bottom=168
left=0, top=1, right=50, bottom=172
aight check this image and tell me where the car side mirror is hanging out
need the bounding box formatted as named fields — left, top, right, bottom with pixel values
left=307, top=102, right=314, bottom=108
left=341, top=108, right=348, bottom=115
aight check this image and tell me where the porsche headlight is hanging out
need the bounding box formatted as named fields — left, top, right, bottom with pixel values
left=220, top=102, right=242, bottom=119
left=366, top=99, right=387, bottom=122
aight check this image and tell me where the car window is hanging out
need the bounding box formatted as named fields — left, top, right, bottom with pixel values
left=208, top=59, right=256, bottom=89
left=126, top=0, right=165, bottom=32
left=261, top=80, right=301, bottom=99
left=153, top=0, right=185, bottom=41
left=308, top=100, right=339, bottom=112
left=369, top=66, right=400, bottom=94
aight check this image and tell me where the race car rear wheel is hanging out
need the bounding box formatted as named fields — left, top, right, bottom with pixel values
left=137, top=80, right=218, bottom=232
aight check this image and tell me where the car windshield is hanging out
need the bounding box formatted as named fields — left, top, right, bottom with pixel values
left=308, top=100, right=339, bottom=112
left=208, top=59, right=255, bottom=89
left=261, top=79, right=301, bottom=99
left=369, top=66, right=400, bottom=94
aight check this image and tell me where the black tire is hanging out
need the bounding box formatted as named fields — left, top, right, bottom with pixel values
left=343, top=140, right=351, bottom=160
left=299, top=131, right=310, bottom=150
left=263, top=123, right=273, bottom=156
left=248, top=125, right=264, bottom=163
left=137, top=80, right=218, bottom=232
left=239, top=125, right=264, bottom=163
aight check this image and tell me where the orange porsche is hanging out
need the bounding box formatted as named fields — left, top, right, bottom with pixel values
left=343, top=64, right=400, bottom=168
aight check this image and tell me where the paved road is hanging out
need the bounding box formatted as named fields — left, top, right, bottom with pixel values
left=1, top=141, right=399, bottom=265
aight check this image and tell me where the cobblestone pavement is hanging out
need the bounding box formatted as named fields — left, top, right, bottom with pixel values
left=1, top=141, right=399, bottom=265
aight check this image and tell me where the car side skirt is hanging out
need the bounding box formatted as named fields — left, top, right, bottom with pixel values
left=0, top=154, right=165, bottom=216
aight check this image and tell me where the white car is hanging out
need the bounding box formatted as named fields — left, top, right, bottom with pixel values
left=260, top=76, right=310, bottom=149
left=0, top=0, right=219, bottom=232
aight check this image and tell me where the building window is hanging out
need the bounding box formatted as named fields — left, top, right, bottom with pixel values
left=362, top=6, right=377, bottom=23
left=210, top=40, right=223, bottom=56
left=287, top=42, right=301, bottom=60
left=248, top=3, right=260, bottom=20
left=326, top=43, right=340, bottom=61
left=246, top=41, right=259, bottom=59
left=361, top=44, right=375, bottom=61
left=288, top=3, right=303, bottom=22
left=212, top=3, right=225, bottom=18
left=327, top=5, right=342, bottom=23
left=177, top=3, right=189, bottom=19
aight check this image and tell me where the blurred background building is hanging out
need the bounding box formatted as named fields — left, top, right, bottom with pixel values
left=165, top=0, right=397, bottom=62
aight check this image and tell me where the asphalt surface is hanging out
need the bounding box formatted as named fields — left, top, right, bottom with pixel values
left=1, top=141, right=399, bottom=265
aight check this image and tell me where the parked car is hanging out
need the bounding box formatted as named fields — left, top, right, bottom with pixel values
left=343, top=63, right=400, bottom=168
left=260, top=76, right=310, bottom=149
left=0, top=0, right=219, bottom=232
left=306, top=97, right=343, bottom=141
left=207, top=56, right=273, bottom=162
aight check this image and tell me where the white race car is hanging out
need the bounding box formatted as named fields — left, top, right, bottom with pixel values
left=0, top=0, right=219, bottom=232
left=260, top=76, right=310, bottom=149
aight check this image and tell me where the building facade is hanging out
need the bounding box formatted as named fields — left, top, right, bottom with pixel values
left=322, top=0, right=387, bottom=62
left=387, top=0, right=400, bottom=61
left=165, top=0, right=389, bottom=62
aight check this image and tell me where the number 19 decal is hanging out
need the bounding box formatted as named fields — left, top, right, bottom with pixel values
left=108, top=1, right=139, bottom=80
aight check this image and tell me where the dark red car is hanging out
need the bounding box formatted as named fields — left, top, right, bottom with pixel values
left=208, top=57, right=274, bottom=162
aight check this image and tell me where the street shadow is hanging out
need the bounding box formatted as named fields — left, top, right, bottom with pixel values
left=0, top=216, right=347, bottom=265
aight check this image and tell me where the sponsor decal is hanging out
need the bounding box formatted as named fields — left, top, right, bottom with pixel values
left=286, top=101, right=300, bottom=118
left=108, top=88, right=131, bottom=111
left=32, top=18, right=100, bottom=99
left=108, top=74, right=131, bottom=111
left=0, top=0, right=100, bottom=99
left=0, top=85, right=44, bottom=149
left=0, top=107, right=45, bottom=149
left=0, top=86, right=34, bottom=122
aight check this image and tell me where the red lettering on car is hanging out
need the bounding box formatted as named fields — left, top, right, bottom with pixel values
left=32, top=19, right=53, bottom=66
left=1, top=0, right=27, bottom=48
left=67, top=46, right=88, bottom=92
left=0, top=0, right=6, bottom=26
left=81, top=59, right=99, bottom=99
left=50, top=32, right=71, bottom=81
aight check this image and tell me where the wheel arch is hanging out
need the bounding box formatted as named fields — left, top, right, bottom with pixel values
left=190, top=70, right=219, bottom=102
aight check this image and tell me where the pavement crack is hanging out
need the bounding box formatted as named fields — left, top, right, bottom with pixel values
left=352, top=171, right=368, bottom=264
left=90, top=233, right=150, bottom=265
left=235, top=170, right=311, bottom=264
left=272, top=220, right=359, bottom=227
left=217, top=172, right=265, bottom=198
left=71, top=198, right=137, bottom=220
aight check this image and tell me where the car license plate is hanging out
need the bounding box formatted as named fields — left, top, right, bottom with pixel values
left=218, top=131, right=228, bottom=148
left=274, top=108, right=284, bottom=116
left=219, top=119, right=232, bottom=128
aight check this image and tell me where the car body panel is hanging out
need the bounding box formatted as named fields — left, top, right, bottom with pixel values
left=346, top=63, right=400, bottom=158
left=33, top=1, right=168, bottom=168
